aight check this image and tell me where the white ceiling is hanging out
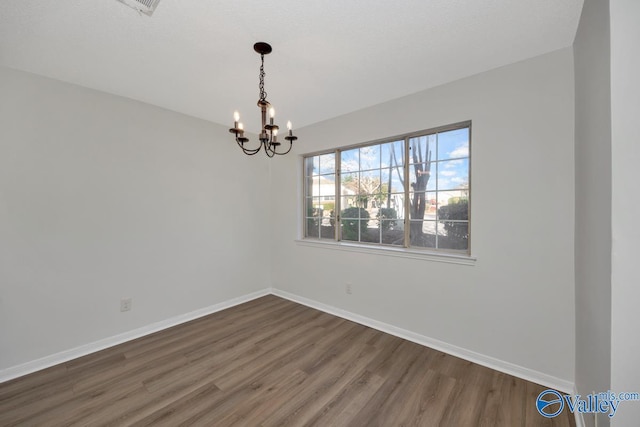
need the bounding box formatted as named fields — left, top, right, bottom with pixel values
left=0, top=0, right=584, bottom=132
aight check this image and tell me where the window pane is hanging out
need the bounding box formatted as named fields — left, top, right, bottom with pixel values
left=306, top=176, right=322, bottom=198
left=318, top=209, right=336, bottom=239
left=341, top=220, right=359, bottom=242
left=409, top=135, right=435, bottom=196
left=422, top=219, right=440, bottom=237
left=409, top=135, right=436, bottom=166
left=381, top=221, right=403, bottom=246
left=305, top=156, right=319, bottom=176
left=362, top=195, right=377, bottom=223
left=341, top=218, right=367, bottom=241
left=340, top=171, right=358, bottom=206
left=317, top=175, right=335, bottom=198
left=436, top=190, right=469, bottom=221
left=437, top=159, right=469, bottom=191
left=437, top=221, right=469, bottom=250
left=382, top=141, right=406, bottom=195
left=416, top=164, right=437, bottom=192
left=362, top=222, right=380, bottom=244
left=379, top=169, right=390, bottom=187
left=316, top=200, right=334, bottom=219
left=388, top=193, right=406, bottom=220
left=359, top=170, right=380, bottom=196
left=308, top=197, right=321, bottom=210
left=424, top=192, right=438, bottom=217
left=321, top=208, right=336, bottom=225
left=319, top=153, right=336, bottom=175
left=380, top=140, right=403, bottom=169
left=409, top=220, right=436, bottom=248
left=408, top=192, right=436, bottom=224
left=360, top=145, right=380, bottom=171
left=438, top=128, right=469, bottom=161
left=341, top=195, right=355, bottom=210
left=304, top=175, right=315, bottom=198
left=341, top=148, right=359, bottom=172
left=304, top=196, right=313, bottom=208
left=305, top=212, right=320, bottom=238
left=359, top=169, right=379, bottom=182
left=387, top=170, right=406, bottom=195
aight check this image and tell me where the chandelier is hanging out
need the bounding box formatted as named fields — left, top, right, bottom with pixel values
left=229, top=42, right=297, bottom=157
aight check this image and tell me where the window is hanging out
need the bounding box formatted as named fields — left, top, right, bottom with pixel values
left=304, top=122, right=470, bottom=254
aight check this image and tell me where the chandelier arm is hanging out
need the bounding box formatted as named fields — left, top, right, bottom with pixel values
left=242, top=147, right=263, bottom=156
left=264, top=146, right=276, bottom=158
left=264, top=138, right=292, bottom=156
left=271, top=140, right=294, bottom=156
left=236, top=138, right=262, bottom=155
left=264, top=140, right=274, bottom=155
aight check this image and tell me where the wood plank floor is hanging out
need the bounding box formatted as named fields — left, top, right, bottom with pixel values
left=0, top=295, right=575, bottom=426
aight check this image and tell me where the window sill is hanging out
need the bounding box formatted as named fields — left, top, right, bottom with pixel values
left=294, top=239, right=477, bottom=266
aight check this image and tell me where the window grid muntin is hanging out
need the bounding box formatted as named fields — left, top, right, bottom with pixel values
left=303, top=121, right=470, bottom=254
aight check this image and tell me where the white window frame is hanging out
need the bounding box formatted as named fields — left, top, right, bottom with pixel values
left=299, top=121, right=474, bottom=265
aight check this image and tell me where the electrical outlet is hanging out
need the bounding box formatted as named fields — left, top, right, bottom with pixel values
left=345, top=283, right=352, bottom=295
left=120, top=297, right=132, bottom=312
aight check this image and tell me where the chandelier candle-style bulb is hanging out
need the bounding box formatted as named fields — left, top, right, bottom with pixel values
left=229, top=42, right=297, bottom=157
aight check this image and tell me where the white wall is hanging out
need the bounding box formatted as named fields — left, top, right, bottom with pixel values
left=0, top=67, right=271, bottom=373
left=271, top=49, right=576, bottom=386
left=610, top=0, right=640, bottom=425
left=573, top=0, right=612, bottom=425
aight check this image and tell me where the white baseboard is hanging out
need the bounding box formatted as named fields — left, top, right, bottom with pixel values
left=0, top=288, right=271, bottom=383
left=2, top=287, right=576, bottom=398
left=272, top=288, right=575, bottom=394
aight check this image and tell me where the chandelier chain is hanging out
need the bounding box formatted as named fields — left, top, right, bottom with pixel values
left=258, top=54, right=267, bottom=102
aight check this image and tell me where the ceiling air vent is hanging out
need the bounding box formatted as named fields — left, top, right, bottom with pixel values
left=116, top=0, right=162, bottom=16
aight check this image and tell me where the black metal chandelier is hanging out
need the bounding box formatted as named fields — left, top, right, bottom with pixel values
left=229, top=42, right=297, bottom=157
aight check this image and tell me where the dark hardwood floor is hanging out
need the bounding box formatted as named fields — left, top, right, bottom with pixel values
left=0, top=295, right=575, bottom=426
